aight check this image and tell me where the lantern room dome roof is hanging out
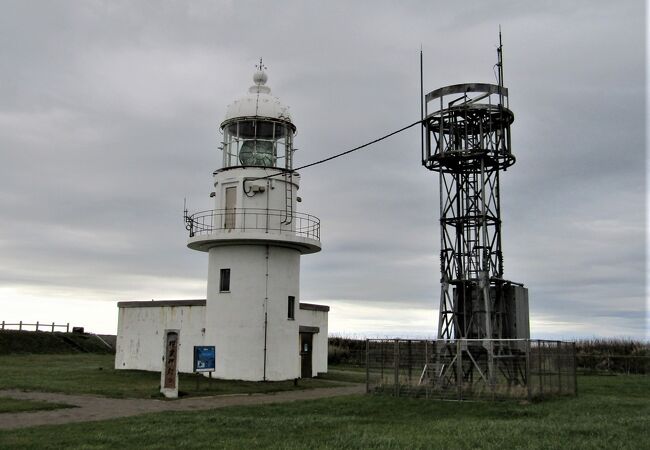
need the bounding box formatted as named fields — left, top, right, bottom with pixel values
left=222, top=69, right=293, bottom=127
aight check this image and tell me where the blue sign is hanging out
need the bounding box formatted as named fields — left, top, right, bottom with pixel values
left=193, top=346, right=215, bottom=372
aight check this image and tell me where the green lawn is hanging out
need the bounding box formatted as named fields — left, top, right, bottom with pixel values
left=0, top=375, right=647, bottom=449
left=0, top=354, right=352, bottom=399
left=0, top=397, right=73, bottom=413
left=318, top=367, right=366, bottom=384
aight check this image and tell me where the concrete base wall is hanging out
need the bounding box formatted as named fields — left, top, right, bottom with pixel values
left=115, top=305, right=205, bottom=373
left=115, top=298, right=329, bottom=380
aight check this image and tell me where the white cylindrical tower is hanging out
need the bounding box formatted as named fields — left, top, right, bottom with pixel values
left=186, top=65, right=321, bottom=381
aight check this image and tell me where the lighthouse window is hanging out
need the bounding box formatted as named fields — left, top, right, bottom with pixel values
left=222, top=119, right=293, bottom=169
left=287, top=296, right=295, bottom=320
left=219, top=269, right=230, bottom=292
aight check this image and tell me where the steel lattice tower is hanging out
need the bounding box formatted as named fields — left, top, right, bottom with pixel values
left=424, top=79, right=515, bottom=341
left=421, top=39, right=529, bottom=386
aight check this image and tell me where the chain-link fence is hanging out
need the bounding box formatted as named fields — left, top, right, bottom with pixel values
left=366, top=339, right=576, bottom=401
left=529, top=340, right=578, bottom=398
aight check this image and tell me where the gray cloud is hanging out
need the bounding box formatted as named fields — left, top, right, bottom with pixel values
left=0, top=0, right=645, bottom=338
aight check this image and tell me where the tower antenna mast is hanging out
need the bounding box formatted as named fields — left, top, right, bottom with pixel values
left=497, top=26, right=504, bottom=88
left=420, top=46, right=424, bottom=164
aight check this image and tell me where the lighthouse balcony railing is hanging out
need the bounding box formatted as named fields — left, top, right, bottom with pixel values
left=186, top=208, right=320, bottom=241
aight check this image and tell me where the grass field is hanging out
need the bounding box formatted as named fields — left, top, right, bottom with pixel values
left=0, top=375, right=647, bottom=449
left=0, top=397, right=73, bottom=414
left=0, top=354, right=351, bottom=398
left=0, top=330, right=112, bottom=355
left=318, top=367, right=366, bottom=384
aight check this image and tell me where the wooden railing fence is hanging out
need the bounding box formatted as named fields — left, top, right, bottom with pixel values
left=1, top=321, right=70, bottom=332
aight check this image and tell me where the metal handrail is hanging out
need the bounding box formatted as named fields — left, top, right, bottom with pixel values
left=186, top=208, right=320, bottom=240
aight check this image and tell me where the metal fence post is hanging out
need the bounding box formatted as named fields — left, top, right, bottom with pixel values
left=407, top=340, right=412, bottom=386
left=573, top=342, right=578, bottom=396
left=394, top=340, right=400, bottom=397
left=1, top=321, right=4, bottom=330
left=456, top=339, right=462, bottom=401
left=538, top=340, right=543, bottom=397
left=19, top=320, right=22, bottom=331
left=365, top=339, right=370, bottom=394
left=425, top=340, right=429, bottom=399
left=380, top=340, right=384, bottom=384
left=35, top=321, right=39, bottom=331
left=526, top=339, right=532, bottom=402
left=66, top=323, right=70, bottom=332
left=557, top=341, right=562, bottom=395
left=51, top=322, right=55, bottom=332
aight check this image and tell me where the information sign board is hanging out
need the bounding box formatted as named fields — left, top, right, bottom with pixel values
left=193, top=346, right=215, bottom=372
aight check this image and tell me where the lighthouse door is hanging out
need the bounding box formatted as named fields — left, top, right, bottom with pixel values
left=299, top=332, right=313, bottom=378
left=224, top=186, right=236, bottom=229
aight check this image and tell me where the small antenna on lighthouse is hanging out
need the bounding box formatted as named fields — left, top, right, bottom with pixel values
left=256, top=57, right=267, bottom=71
left=183, top=197, right=194, bottom=237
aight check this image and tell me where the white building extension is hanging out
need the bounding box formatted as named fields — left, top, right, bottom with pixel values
left=115, top=64, right=328, bottom=381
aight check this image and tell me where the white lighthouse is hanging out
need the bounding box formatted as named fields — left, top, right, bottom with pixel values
left=186, top=63, right=323, bottom=381
left=115, top=63, right=329, bottom=382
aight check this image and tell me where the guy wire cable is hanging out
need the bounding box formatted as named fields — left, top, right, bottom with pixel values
left=253, top=117, right=424, bottom=181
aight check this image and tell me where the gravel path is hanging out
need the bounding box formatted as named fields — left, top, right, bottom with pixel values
left=0, top=385, right=365, bottom=430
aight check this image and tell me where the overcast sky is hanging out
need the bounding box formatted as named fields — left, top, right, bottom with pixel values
left=0, top=1, right=646, bottom=339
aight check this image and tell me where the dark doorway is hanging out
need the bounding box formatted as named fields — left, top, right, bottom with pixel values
left=299, top=332, right=313, bottom=378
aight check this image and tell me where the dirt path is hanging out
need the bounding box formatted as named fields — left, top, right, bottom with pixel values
left=0, top=385, right=365, bottom=430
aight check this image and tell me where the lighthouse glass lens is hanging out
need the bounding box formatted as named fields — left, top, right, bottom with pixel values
left=239, top=140, right=275, bottom=166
